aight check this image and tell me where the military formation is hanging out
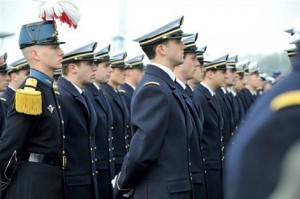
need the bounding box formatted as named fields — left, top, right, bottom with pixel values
left=0, top=10, right=297, bottom=199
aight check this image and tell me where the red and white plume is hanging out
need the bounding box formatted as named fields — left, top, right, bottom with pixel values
left=34, top=0, right=81, bottom=29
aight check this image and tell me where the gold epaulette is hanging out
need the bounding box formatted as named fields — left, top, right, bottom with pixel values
left=118, top=89, right=126, bottom=93
left=0, top=97, right=6, bottom=102
left=270, top=91, right=300, bottom=111
left=15, top=78, right=42, bottom=115
left=143, top=82, right=160, bottom=87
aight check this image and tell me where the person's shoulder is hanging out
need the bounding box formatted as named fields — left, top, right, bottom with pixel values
left=270, top=90, right=300, bottom=112
left=15, top=77, right=42, bottom=115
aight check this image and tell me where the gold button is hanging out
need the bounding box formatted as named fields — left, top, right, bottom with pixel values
left=94, top=147, right=97, bottom=149
left=96, top=171, right=98, bottom=174
left=90, top=148, right=93, bottom=151
left=63, top=135, right=66, bottom=139
left=62, top=121, right=64, bottom=124
left=111, top=126, right=114, bottom=130
left=92, top=160, right=94, bottom=163
left=95, top=158, right=97, bottom=161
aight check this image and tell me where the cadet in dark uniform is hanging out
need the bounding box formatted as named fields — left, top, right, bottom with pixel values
left=225, top=24, right=300, bottom=199
left=119, top=54, right=145, bottom=111
left=0, top=20, right=66, bottom=199
left=85, top=44, right=115, bottom=199
left=0, top=53, right=11, bottom=135
left=114, top=16, right=194, bottom=199
left=187, top=46, right=207, bottom=125
left=230, top=63, right=246, bottom=126
left=1, top=57, right=30, bottom=111
left=215, top=54, right=235, bottom=152
left=57, top=42, right=99, bottom=199
left=174, top=33, right=207, bottom=199
left=101, top=52, right=131, bottom=177
left=193, top=55, right=227, bottom=199
left=187, top=46, right=207, bottom=89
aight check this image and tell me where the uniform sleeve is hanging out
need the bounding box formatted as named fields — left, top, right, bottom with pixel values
left=0, top=108, right=38, bottom=171
left=117, top=84, right=170, bottom=190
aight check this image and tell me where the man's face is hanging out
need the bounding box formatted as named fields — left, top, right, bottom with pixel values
left=214, top=69, right=228, bottom=88
left=225, top=68, right=237, bottom=87
left=0, top=72, right=10, bottom=92
left=95, top=62, right=112, bottom=84
left=109, top=67, right=126, bottom=86
left=182, top=53, right=198, bottom=81
left=76, top=61, right=97, bottom=86
left=164, top=38, right=185, bottom=67
left=129, top=68, right=145, bottom=85
left=249, top=73, right=262, bottom=90
left=15, top=69, right=30, bottom=85
left=36, top=44, right=64, bottom=70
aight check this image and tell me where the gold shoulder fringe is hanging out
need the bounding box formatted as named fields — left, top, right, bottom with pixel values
left=15, top=78, right=42, bottom=115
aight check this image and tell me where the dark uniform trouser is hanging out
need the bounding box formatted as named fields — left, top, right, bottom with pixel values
left=4, top=161, right=64, bottom=199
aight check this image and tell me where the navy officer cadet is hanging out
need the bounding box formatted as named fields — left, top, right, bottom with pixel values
left=0, top=53, right=11, bottom=135
left=85, top=44, right=116, bottom=199
left=187, top=46, right=208, bottom=125
left=174, top=33, right=208, bottom=199
left=119, top=54, right=145, bottom=111
left=225, top=18, right=300, bottom=199
left=193, top=55, right=228, bottom=199
left=57, top=42, right=99, bottom=199
left=215, top=55, right=235, bottom=153
left=114, top=16, right=194, bottom=199
left=1, top=57, right=30, bottom=112
left=100, top=52, right=131, bottom=181
left=187, top=46, right=207, bottom=89
left=0, top=20, right=66, bottom=199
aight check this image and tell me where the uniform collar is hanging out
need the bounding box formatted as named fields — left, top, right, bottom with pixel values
left=151, top=63, right=176, bottom=82
left=29, top=69, right=53, bottom=88
left=201, top=82, right=215, bottom=96
left=176, top=79, right=186, bottom=89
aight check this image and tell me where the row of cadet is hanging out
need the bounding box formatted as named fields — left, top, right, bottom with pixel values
left=0, top=15, right=297, bottom=199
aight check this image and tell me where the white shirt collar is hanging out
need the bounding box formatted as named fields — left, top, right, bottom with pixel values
left=72, top=83, right=83, bottom=94
left=93, top=82, right=100, bottom=90
left=176, top=79, right=186, bottom=89
left=221, top=87, right=227, bottom=94
left=151, top=63, right=176, bottom=82
left=231, top=89, right=237, bottom=96
left=8, top=85, right=16, bottom=92
left=201, top=82, right=215, bottom=96
left=126, top=82, right=136, bottom=90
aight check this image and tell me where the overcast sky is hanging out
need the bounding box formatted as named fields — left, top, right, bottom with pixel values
left=1, top=0, right=300, bottom=63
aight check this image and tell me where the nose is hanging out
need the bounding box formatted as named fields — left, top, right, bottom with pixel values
left=58, top=46, right=64, bottom=56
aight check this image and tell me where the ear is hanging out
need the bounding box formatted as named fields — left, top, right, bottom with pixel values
left=30, top=48, right=40, bottom=61
left=69, top=63, right=79, bottom=74
left=156, top=43, right=167, bottom=56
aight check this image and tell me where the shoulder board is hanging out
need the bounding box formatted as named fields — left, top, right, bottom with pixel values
left=0, top=97, right=6, bottom=102
left=118, top=89, right=126, bottom=93
left=270, top=90, right=300, bottom=111
left=15, top=78, right=42, bottom=115
left=143, top=82, right=160, bottom=87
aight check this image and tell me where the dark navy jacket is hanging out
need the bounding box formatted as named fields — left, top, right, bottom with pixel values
left=225, top=51, right=300, bottom=199
left=101, top=83, right=131, bottom=175
left=57, top=77, right=98, bottom=199
left=116, top=65, right=193, bottom=199
left=193, top=83, right=224, bottom=199
left=176, top=82, right=207, bottom=199
left=0, top=69, right=65, bottom=199
left=85, top=83, right=115, bottom=199
left=119, top=83, right=134, bottom=120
